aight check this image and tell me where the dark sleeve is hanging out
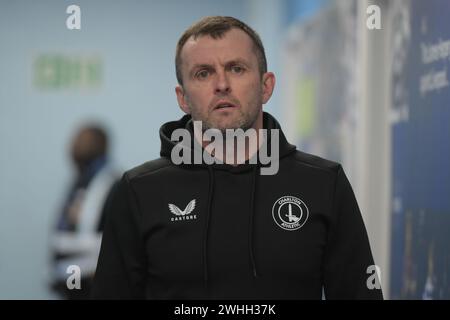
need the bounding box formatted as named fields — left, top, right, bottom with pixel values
left=97, top=178, right=121, bottom=232
left=91, top=173, right=147, bottom=299
left=322, top=166, right=383, bottom=300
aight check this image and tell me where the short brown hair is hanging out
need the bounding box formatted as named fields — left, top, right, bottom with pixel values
left=175, top=16, right=267, bottom=85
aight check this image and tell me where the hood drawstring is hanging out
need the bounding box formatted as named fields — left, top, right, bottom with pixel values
left=159, top=113, right=297, bottom=291
left=203, top=166, right=215, bottom=289
left=249, top=165, right=259, bottom=278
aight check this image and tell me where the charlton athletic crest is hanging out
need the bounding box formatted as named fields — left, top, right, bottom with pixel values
left=272, top=196, right=309, bottom=231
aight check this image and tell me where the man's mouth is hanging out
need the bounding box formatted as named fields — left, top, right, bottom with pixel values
left=213, top=101, right=238, bottom=110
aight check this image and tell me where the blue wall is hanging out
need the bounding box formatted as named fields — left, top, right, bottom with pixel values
left=0, top=0, right=262, bottom=299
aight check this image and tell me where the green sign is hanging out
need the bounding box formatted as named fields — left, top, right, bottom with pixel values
left=34, top=54, right=102, bottom=90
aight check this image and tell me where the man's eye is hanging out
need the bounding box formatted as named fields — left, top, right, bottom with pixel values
left=231, top=65, right=244, bottom=74
left=196, top=70, right=210, bottom=79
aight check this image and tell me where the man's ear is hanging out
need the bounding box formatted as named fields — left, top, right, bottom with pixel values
left=261, top=72, right=275, bottom=104
left=175, top=85, right=190, bottom=114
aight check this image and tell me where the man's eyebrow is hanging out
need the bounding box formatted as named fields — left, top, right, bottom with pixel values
left=191, top=63, right=213, bottom=70
left=189, top=60, right=251, bottom=74
left=225, top=59, right=251, bottom=67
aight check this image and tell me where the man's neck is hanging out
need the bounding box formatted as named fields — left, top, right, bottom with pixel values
left=195, top=112, right=264, bottom=165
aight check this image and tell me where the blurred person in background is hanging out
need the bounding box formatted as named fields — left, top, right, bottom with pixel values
left=49, top=124, right=119, bottom=299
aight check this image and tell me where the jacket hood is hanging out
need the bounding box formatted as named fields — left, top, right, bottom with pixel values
left=159, top=111, right=297, bottom=168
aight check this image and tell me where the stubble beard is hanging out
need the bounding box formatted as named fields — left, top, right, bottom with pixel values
left=187, top=97, right=262, bottom=134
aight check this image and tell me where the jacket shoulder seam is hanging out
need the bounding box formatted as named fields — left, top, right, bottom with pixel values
left=126, top=158, right=173, bottom=180
left=290, top=151, right=340, bottom=175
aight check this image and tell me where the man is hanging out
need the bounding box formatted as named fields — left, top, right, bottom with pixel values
left=91, top=16, right=383, bottom=299
left=50, top=125, right=118, bottom=299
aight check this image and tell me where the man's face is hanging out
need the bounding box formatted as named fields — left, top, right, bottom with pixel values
left=176, top=28, right=275, bottom=132
left=71, top=129, right=97, bottom=171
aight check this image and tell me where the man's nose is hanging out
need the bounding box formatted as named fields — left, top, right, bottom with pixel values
left=214, top=70, right=231, bottom=94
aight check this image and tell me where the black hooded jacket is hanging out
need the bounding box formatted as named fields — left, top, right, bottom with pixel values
left=91, top=112, right=383, bottom=299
